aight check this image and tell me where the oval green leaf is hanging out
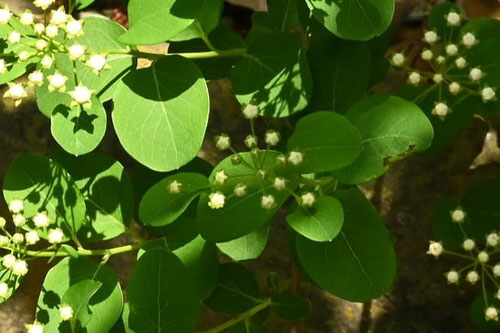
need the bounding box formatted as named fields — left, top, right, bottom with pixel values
left=217, top=225, right=269, bottom=261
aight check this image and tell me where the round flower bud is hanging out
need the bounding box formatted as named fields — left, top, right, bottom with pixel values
left=87, top=54, right=107, bottom=72
left=33, top=212, right=50, bottom=228
left=215, top=134, right=231, bottom=150
left=424, top=31, right=438, bottom=44
left=231, top=155, right=242, bottom=165
left=487, top=232, right=499, bottom=247
left=26, top=322, right=44, bottom=333
left=433, top=74, right=443, bottom=84
left=4, top=84, right=27, bottom=104
left=20, top=11, right=34, bottom=26
left=288, top=151, right=303, bottom=166
left=485, top=307, right=498, bottom=322
left=34, top=0, right=56, bottom=10
left=234, top=184, right=247, bottom=197
left=69, top=85, right=92, bottom=105
left=29, top=71, right=44, bottom=86
left=408, top=72, right=421, bottom=85
left=265, top=130, right=280, bottom=146
left=478, top=251, right=489, bottom=263
left=261, top=195, right=275, bottom=210
left=455, top=57, right=467, bottom=69
left=214, top=170, right=228, bottom=185
left=462, top=32, right=476, bottom=48
left=276, top=155, right=286, bottom=164
left=12, top=233, right=24, bottom=244
left=13, top=215, right=26, bottom=227
left=41, top=55, right=54, bottom=69
left=2, top=254, right=16, bottom=269
left=18, top=51, right=31, bottom=62
left=208, top=192, right=225, bottom=209
left=68, top=43, right=85, bottom=60
left=0, top=236, right=9, bottom=247
left=45, top=25, right=59, bottom=38
left=48, top=72, right=68, bottom=91
left=391, top=53, right=405, bottom=67
left=168, top=180, right=181, bottom=194
left=50, top=7, right=68, bottom=25
left=26, top=231, right=40, bottom=245
left=462, top=239, right=475, bottom=251
left=493, top=264, right=500, bottom=277
left=9, top=199, right=24, bottom=214
left=446, top=44, right=458, bottom=56
left=0, top=59, right=6, bottom=74
left=0, top=282, right=8, bottom=298
left=465, top=270, right=479, bottom=284
left=59, top=305, right=73, bottom=321
left=482, top=87, right=496, bottom=102
left=34, top=23, right=45, bottom=35
left=242, top=104, right=259, bottom=119
left=273, top=177, right=286, bottom=191
left=446, top=12, right=461, bottom=26
left=36, top=39, right=48, bottom=51
left=0, top=8, right=12, bottom=24
left=449, top=82, right=461, bottom=95
left=451, top=208, right=465, bottom=223
left=436, top=55, right=446, bottom=64
left=0, top=217, right=5, bottom=228
left=48, top=228, right=65, bottom=244
left=427, top=241, right=443, bottom=258
left=65, top=19, right=83, bottom=37
left=244, top=135, right=258, bottom=149
left=421, top=49, right=433, bottom=61
left=446, top=270, right=459, bottom=284
left=12, top=259, right=28, bottom=276
left=434, top=102, right=449, bottom=117
left=469, top=68, right=483, bottom=81
left=7, top=31, right=20, bottom=44
left=301, top=192, right=316, bottom=207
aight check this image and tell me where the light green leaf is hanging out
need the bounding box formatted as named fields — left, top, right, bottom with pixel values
left=112, top=56, right=209, bottom=172
left=0, top=57, right=38, bottom=85
left=62, top=279, right=103, bottom=328
left=73, top=0, right=96, bottom=10
left=171, top=0, right=224, bottom=41
left=217, top=225, right=269, bottom=261
left=0, top=268, right=22, bottom=304
left=287, top=111, right=363, bottom=173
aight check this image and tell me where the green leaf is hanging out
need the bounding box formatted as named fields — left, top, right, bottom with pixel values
left=294, top=188, right=397, bottom=302
left=0, top=268, right=22, bottom=304
left=127, top=249, right=200, bottom=333
left=50, top=96, right=107, bottom=156
left=170, top=0, right=224, bottom=41
left=119, top=0, right=196, bottom=45
left=217, top=225, right=269, bottom=261
left=286, top=195, right=343, bottom=242
left=62, top=279, right=103, bottom=328
left=0, top=58, right=38, bottom=85
left=332, top=95, right=434, bottom=184
left=271, top=292, right=311, bottom=321
left=305, top=0, right=395, bottom=41
left=204, top=263, right=260, bottom=314
left=36, top=257, right=123, bottom=333
left=3, top=154, right=86, bottom=235
left=230, top=32, right=311, bottom=118
left=51, top=152, right=134, bottom=242
left=73, top=0, right=96, bottom=10
left=139, top=173, right=209, bottom=227
left=60, top=244, right=79, bottom=258
left=287, top=111, right=363, bottom=173
left=197, top=151, right=294, bottom=242
left=112, top=55, right=209, bottom=172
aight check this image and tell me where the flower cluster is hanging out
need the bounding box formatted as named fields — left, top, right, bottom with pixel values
left=428, top=207, right=500, bottom=321
left=0, top=3, right=110, bottom=108
left=390, top=10, right=496, bottom=119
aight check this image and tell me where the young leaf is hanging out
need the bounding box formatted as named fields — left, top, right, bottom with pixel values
left=62, top=279, right=103, bottom=328
left=271, top=292, right=311, bottom=321
left=217, top=225, right=269, bottom=261
left=305, top=0, right=395, bottom=41
left=204, top=263, right=260, bottom=314
left=139, top=173, right=210, bottom=227
left=112, top=56, right=209, bottom=172
left=287, top=111, right=363, bottom=173
left=286, top=195, right=344, bottom=242
left=294, top=188, right=397, bottom=302
left=36, top=257, right=123, bottom=333
left=127, top=248, right=200, bottom=333
left=332, top=95, right=434, bottom=184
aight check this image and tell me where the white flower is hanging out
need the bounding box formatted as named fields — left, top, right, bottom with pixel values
left=59, top=305, right=73, bottom=321
left=45, top=25, right=59, bottom=38
left=242, top=104, right=259, bottom=119
left=20, top=11, right=34, bottom=25
left=168, top=180, right=181, bottom=194
left=301, top=192, right=315, bottom=207
left=2, top=254, right=16, bottom=269
left=0, top=236, right=9, bottom=247
left=34, top=23, right=45, bottom=35
left=36, top=39, right=48, bottom=51
left=33, top=212, right=50, bottom=228
left=391, top=53, right=405, bottom=67
left=87, top=54, right=107, bottom=72
left=436, top=55, right=446, bottom=64
left=29, top=71, right=44, bottom=86
left=446, top=44, right=458, bottom=56
left=462, top=32, right=476, bottom=48
left=427, top=241, right=443, bottom=258
left=433, top=74, right=443, bottom=84
left=18, top=51, right=31, bottom=62
left=451, top=208, right=465, bottom=223
left=9, top=199, right=24, bottom=214
left=8, top=31, right=20, bottom=44
left=69, top=85, right=93, bottom=105
left=433, top=102, right=449, bottom=117
left=493, top=264, right=500, bottom=277
left=463, top=239, right=475, bottom=251
left=0, top=8, right=12, bottom=24
left=446, top=270, right=459, bottom=284
left=0, top=282, right=8, bottom=298
left=50, top=7, right=68, bottom=25
left=208, top=192, right=225, bottom=209
left=26, top=322, right=44, bottom=333
left=12, top=259, right=28, bottom=276
left=408, top=72, right=421, bottom=85
left=273, top=177, right=286, bottom=191
left=265, top=131, right=280, bottom=146
left=48, top=72, right=68, bottom=92
left=41, top=55, right=54, bottom=69
left=244, top=135, right=258, bottom=149
left=465, top=270, right=479, bottom=284
left=424, top=31, right=438, bottom=44
left=215, top=134, right=231, bottom=150
left=288, top=151, right=303, bottom=166
left=68, top=43, right=85, bottom=60
left=447, top=12, right=461, bottom=26
left=469, top=68, right=483, bottom=81
left=48, top=228, right=64, bottom=244
left=0, top=59, right=6, bottom=74
left=65, top=19, right=83, bottom=37
left=34, top=0, right=55, bottom=10
left=0, top=217, right=5, bottom=228
left=455, top=57, right=467, bottom=69
left=12, top=233, right=24, bottom=244
left=233, top=184, right=247, bottom=197
left=261, top=195, right=275, bottom=210
left=13, top=215, right=26, bottom=227
left=485, top=307, right=498, bottom=321
left=26, top=231, right=40, bottom=245
left=449, top=82, right=461, bottom=95
left=478, top=251, right=489, bottom=263
left=4, top=84, right=27, bottom=104
left=421, top=49, right=433, bottom=61
left=487, top=232, right=499, bottom=247
left=482, top=87, right=496, bottom=102
left=214, top=170, right=228, bottom=185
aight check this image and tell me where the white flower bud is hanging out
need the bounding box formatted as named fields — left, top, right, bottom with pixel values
left=233, top=184, right=247, bottom=197
left=276, top=155, right=286, bottom=164
left=421, top=49, right=433, bottom=61
left=215, top=134, right=231, bottom=150
left=424, top=31, right=438, bottom=44
left=45, top=25, right=59, bottom=38
left=485, top=307, right=498, bottom=321
left=168, top=180, right=181, bottom=194
left=2, top=254, right=16, bottom=269
left=446, top=270, right=459, bottom=284
left=273, top=177, right=286, bottom=191
left=13, top=215, right=26, bottom=227
left=12, top=233, right=24, bottom=244
left=482, top=87, right=496, bottom=102
left=68, top=43, right=85, bottom=60
left=29, top=71, right=44, bottom=86
left=214, top=170, right=228, bottom=185
left=436, top=55, right=446, bottom=64
left=478, top=251, right=489, bottom=263
left=36, top=39, right=48, bottom=51
left=433, top=74, right=443, bottom=84
left=0, top=236, right=9, bottom=247
left=0, top=282, right=8, bottom=298
left=469, top=68, right=483, bottom=81
left=301, top=192, right=315, bottom=207
left=26, top=231, right=40, bottom=245
left=265, top=130, right=280, bottom=146
left=59, top=305, right=73, bottom=320
left=447, top=12, right=461, bottom=26
left=261, top=194, right=275, bottom=210
left=69, top=85, right=92, bottom=105
left=487, top=232, right=499, bottom=247
left=26, top=322, right=44, bottom=333
left=288, top=151, right=303, bottom=166
left=408, top=72, right=421, bottom=85
left=208, top=192, right=225, bottom=209
left=451, top=208, right=465, bottom=223
left=427, top=241, right=443, bottom=257
left=87, top=54, right=107, bottom=72
left=242, top=104, right=259, bottom=119
left=463, top=239, right=475, bottom=251
left=244, top=135, right=258, bottom=149
left=449, top=82, right=461, bottom=95
left=446, top=44, right=458, bottom=56
left=34, top=23, right=45, bottom=35
left=465, top=270, right=479, bottom=284
left=433, top=102, right=449, bottom=117
left=4, top=84, right=27, bottom=104
left=20, top=11, right=34, bottom=26
left=0, top=59, right=6, bottom=74
left=12, top=259, right=28, bottom=276
left=493, top=264, right=500, bottom=277
left=0, top=8, right=11, bottom=24
left=65, top=19, right=83, bottom=37
left=34, top=0, right=56, bottom=10
left=391, top=53, right=405, bottom=67
left=0, top=218, right=4, bottom=228
left=48, top=228, right=64, bottom=244
left=41, top=55, right=54, bottom=69
left=8, top=31, right=20, bottom=44
left=455, top=57, right=467, bottom=69
left=462, top=32, right=476, bottom=48
left=50, top=7, right=68, bottom=25
left=48, top=72, right=68, bottom=91
left=18, top=51, right=31, bottom=62
left=9, top=199, right=24, bottom=214
left=33, top=212, right=50, bottom=228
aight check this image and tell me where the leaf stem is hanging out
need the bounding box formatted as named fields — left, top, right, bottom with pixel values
left=104, top=48, right=247, bottom=60
left=1, top=242, right=143, bottom=258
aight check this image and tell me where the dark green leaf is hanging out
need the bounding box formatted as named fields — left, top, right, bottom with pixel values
left=271, top=292, right=311, bottom=321
left=217, top=225, right=269, bottom=261
left=170, top=0, right=224, bottom=41
left=62, top=279, right=103, bottom=328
